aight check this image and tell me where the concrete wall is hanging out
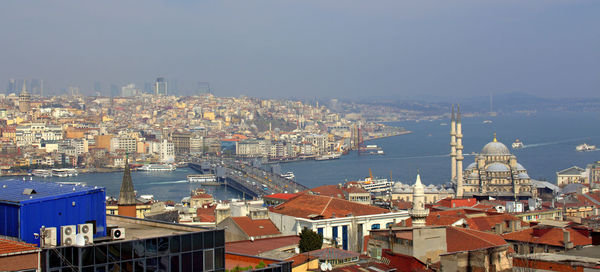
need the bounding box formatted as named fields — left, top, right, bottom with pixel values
left=412, top=227, right=447, bottom=263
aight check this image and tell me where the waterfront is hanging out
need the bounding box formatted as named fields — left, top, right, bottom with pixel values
left=3, top=111, right=599, bottom=201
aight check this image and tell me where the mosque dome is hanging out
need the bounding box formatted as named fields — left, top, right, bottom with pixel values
left=518, top=172, right=530, bottom=179
left=466, top=162, right=477, bottom=170
left=486, top=162, right=510, bottom=172
left=480, top=135, right=511, bottom=155
left=516, top=163, right=526, bottom=171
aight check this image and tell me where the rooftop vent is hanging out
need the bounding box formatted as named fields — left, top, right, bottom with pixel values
left=22, top=188, right=37, bottom=195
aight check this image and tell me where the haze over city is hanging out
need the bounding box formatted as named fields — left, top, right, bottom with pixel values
left=1, top=0, right=599, bottom=99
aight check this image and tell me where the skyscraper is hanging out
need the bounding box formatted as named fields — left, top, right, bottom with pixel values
left=154, top=77, right=167, bottom=95
left=7, top=79, right=16, bottom=93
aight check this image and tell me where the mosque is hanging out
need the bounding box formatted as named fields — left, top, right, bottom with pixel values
left=450, top=106, right=535, bottom=200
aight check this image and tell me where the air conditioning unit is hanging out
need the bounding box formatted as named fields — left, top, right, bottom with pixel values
left=110, top=228, right=125, bottom=240
left=77, top=223, right=94, bottom=245
left=42, top=227, right=57, bottom=247
left=60, top=225, right=76, bottom=246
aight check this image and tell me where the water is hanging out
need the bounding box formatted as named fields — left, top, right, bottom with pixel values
left=3, top=111, right=599, bottom=201
left=1, top=167, right=244, bottom=202
left=281, top=111, right=600, bottom=187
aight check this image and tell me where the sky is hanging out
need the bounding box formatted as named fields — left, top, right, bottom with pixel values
left=1, top=0, right=599, bottom=99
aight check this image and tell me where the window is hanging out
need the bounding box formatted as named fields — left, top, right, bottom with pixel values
left=204, top=249, right=214, bottom=271
left=371, top=224, right=380, bottom=230
left=386, top=222, right=394, bottom=228
left=317, top=228, right=323, bottom=236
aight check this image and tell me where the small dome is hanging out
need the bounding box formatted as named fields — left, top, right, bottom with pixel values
left=466, top=162, right=477, bottom=170
left=518, top=172, right=530, bottom=179
left=487, top=162, right=510, bottom=172
left=516, top=163, right=526, bottom=171
left=481, top=141, right=511, bottom=155
left=469, top=172, right=479, bottom=179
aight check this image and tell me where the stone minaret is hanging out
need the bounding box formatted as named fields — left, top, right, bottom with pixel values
left=455, top=105, right=464, bottom=198
left=450, top=105, right=457, bottom=180
left=409, top=173, right=429, bottom=227
left=118, top=155, right=137, bottom=217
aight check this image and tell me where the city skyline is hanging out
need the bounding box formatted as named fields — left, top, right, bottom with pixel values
left=1, top=0, right=599, bottom=99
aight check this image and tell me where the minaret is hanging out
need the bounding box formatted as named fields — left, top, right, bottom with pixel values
left=455, top=105, right=464, bottom=198
left=118, top=155, right=137, bottom=217
left=409, top=173, right=429, bottom=227
left=450, top=105, right=457, bottom=180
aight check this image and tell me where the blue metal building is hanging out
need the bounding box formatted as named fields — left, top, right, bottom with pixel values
left=0, top=179, right=107, bottom=245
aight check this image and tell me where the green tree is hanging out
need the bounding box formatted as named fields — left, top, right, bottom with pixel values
left=299, top=228, right=323, bottom=253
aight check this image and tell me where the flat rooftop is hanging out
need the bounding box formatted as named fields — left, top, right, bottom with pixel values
left=105, top=215, right=211, bottom=241
left=0, top=179, right=104, bottom=204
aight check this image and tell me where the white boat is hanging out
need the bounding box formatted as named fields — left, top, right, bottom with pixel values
left=483, top=120, right=493, bottom=124
left=32, top=169, right=53, bottom=178
left=138, top=164, right=176, bottom=171
left=512, top=139, right=524, bottom=149
left=359, top=177, right=393, bottom=194
left=315, top=153, right=341, bottom=161
left=187, top=174, right=218, bottom=183
left=281, top=172, right=295, bottom=180
left=52, top=168, right=78, bottom=177
left=576, top=143, right=597, bottom=152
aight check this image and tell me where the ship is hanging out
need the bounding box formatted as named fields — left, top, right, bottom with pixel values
left=360, top=145, right=385, bottom=155
left=576, top=143, right=597, bottom=152
left=512, top=139, right=524, bottom=149
left=187, top=174, right=219, bottom=185
left=138, top=164, right=176, bottom=171
left=51, top=168, right=78, bottom=177
left=315, top=153, right=342, bottom=161
left=281, top=172, right=295, bottom=180
left=32, top=169, right=53, bottom=178
left=483, top=120, right=493, bottom=124
left=355, top=169, right=393, bottom=194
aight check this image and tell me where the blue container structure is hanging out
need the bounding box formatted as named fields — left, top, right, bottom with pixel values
left=0, top=179, right=107, bottom=245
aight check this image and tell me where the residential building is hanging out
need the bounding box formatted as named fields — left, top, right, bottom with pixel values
left=557, top=166, right=588, bottom=187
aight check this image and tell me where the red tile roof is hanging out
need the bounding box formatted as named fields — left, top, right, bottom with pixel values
left=304, top=185, right=346, bottom=199
left=446, top=227, right=509, bottom=253
left=264, top=193, right=297, bottom=201
left=270, top=194, right=389, bottom=219
left=230, top=217, right=281, bottom=237
left=502, top=227, right=592, bottom=247
left=285, top=253, right=318, bottom=268
left=435, top=197, right=478, bottom=208
left=196, top=204, right=216, bottom=222
left=381, top=249, right=430, bottom=272
left=400, top=209, right=527, bottom=232
left=226, top=235, right=300, bottom=255
left=0, top=239, right=38, bottom=255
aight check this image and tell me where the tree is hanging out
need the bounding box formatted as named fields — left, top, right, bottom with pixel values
left=299, top=228, right=323, bottom=253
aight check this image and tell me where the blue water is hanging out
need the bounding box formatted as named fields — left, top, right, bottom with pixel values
left=281, top=111, right=600, bottom=187
left=3, top=111, right=599, bottom=201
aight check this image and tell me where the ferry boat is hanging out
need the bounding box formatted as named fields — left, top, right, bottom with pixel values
left=315, top=153, right=342, bottom=161
left=32, top=169, right=53, bottom=178
left=359, top=177, right=393, bottom=194
left=187, top=174, right=219, bottom=184
left=576, top=143, right=597, bottom=152
left=512, top=139, right=524, bottom=149
left=52, top=168, right=78, bottom=177
left=138, top=164, right=176, bottom=171
left=281, top=172, right=295, bottom=180
left=360, top=145, right=385, bottom=155
left=483, top=120, right=493, bottom=124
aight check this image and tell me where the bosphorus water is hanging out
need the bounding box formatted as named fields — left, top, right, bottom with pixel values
left=3, top=111, right=599, bottom=201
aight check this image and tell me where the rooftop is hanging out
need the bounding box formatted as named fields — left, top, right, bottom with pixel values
left=230, top=217, right=281, bottom=237
left=226, top=235, right=300, bottom=256
left=0, top=239, right=39, bottom=256
left=0, top=179, right=104, bottom=204
left=270, top=193, right=389, bottom=219
left=105, top=215, right=210, bottom=241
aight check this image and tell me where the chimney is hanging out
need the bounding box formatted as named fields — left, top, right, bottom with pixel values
left=564, top=230, right=573, bottom=250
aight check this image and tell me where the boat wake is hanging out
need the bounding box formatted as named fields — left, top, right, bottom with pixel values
left=147, top=180, right=188, bottom=185
left=521, top=137, right=591, bottom=149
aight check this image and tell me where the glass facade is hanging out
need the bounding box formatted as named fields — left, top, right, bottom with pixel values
left=41, top=230, right=225, bottom=272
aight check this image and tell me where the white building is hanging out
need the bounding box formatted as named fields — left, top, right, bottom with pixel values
left=269, top=193, right=408, bottom=252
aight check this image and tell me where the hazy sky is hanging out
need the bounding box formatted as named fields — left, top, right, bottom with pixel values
left=1, top=0, right=599, bottom=99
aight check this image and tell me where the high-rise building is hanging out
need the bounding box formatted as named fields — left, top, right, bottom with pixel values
left=30, top=79, right=43, bottom=96
left=7, top=78, right=16, bottom=93
left=155, top=77, right=167, bottom=95
left=121, top=83, right=139, bottom=97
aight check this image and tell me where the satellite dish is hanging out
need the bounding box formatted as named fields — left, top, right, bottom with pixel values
left=75, top=234, right=85, bottom=246
left=327, top=263, right=332, bottom=271
left=320, top=263, right=327, bottom=271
